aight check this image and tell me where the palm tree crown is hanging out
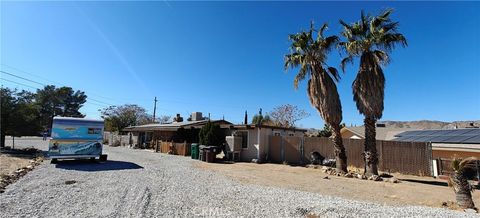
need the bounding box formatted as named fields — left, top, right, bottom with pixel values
left=285, top=22, right=341, bottom=89
left=340, top=9, right=407, bottom=119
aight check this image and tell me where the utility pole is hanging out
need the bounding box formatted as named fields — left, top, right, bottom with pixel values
left=153, top=97, right=157, bottom=123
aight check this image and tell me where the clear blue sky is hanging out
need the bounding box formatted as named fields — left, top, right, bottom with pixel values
left=1, top=1, right=479, bottom=128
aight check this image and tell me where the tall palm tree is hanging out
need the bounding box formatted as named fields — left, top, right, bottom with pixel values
left=284, top=22, right=347, bottom=173
left=339, top=9, right=407, bottom=176
left=449, top=157, right=477, bottom=210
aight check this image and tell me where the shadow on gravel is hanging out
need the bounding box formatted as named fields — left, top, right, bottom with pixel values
left=400, top=178, right=448, bottom=187
left=54, top=160, right=143, bottom=172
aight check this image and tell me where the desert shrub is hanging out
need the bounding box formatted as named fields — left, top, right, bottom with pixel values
left=198, top=122, right=224, bottom=146
left=111, top=139, right=120, bottom=147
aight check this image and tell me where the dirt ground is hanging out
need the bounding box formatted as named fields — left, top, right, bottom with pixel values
left=195, top=161, right=480, bottom=209
left=0, top=154, right=33, bottom=175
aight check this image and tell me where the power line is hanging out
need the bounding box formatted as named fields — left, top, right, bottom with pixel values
left=0, top=70, right=45, bottom=87
left=1, top=77, right=39, bottom=90
left=1, top=77, right=105, bottom=108
left=1, top=64, right=123, bottom=102
left=0, top=70, right=114, bottom=106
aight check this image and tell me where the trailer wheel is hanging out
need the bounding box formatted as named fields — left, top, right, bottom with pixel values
left=99, top=154, right=107, bottom=162
left=51, top=158, right=58, bottom=164
left=90, top=157, right=96, bottom=162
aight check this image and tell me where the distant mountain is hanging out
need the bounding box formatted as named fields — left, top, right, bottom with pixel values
left=378, top=120, right=480, bottom=129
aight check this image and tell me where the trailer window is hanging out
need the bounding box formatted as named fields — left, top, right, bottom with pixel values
left=88, top=128, right=102, bottom=134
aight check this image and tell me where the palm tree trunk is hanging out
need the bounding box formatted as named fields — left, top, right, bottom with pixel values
left=331, top=124, right=347, bottom=173
left=364, top=116, right=379, bottom=176
left=452, top=171, right=476, bottom=209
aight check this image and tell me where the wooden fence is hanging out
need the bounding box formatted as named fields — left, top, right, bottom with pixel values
left=155, top=141, right=191, bottom=156
left=268, top=136, right=433, bottom=176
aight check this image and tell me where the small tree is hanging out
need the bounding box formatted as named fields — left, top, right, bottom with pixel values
left=317, top=124, right=332, bottom=137
left=101, top=104, right=152, bottom=132
left=198, top=122, right=224, bottom=146
left=158, top=115, right=171, bottom=124
left=269, top=104, right=309, bottom=128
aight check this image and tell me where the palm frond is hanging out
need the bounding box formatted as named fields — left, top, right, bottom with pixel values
left=319, top=23, right=328, bottom=40
left=327, top=67, right=341, bottom=82
left=340, top=55, right=354, bottom=72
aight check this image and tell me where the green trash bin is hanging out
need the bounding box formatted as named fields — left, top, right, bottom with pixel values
left=191, top=143, right=199, bottom=159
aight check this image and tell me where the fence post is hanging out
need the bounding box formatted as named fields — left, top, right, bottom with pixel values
left=378, top=140, right=383, bottom=171
left=300, top=137, right=304, bottom=165
left=281, top=136, right=285, bottom=163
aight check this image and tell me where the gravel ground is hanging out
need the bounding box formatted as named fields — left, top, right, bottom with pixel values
left=0, top=139, right=476, bottom=217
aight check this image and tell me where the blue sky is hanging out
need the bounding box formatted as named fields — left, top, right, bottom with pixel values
left=1, top=1, right=479, bottom=128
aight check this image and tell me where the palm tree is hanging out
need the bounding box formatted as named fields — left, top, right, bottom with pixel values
left=339, top=9, right=407, bottom=176
left=284, top=22, right=347, bottom=173
left=449, top=157, right=477, bottom=210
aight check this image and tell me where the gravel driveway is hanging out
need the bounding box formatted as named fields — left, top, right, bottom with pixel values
left=0, top=139, right=475, bottom=217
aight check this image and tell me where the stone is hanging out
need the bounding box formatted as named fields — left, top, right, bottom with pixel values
left=388, top=177, right=399, bottom=183
left=464, top=208, right=477, bottom=214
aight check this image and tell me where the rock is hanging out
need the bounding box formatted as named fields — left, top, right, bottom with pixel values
left=15, top=169, right=25, bottom=174
left=65, top=180, right=77, bottom=185
left=26, top=165, right=34, bottom=170
left=323, top=176, right=329, bottom=180
left=344, top=173, right=354, bottom=178
left=464, top=208, right=477, bottom=214
left=368, top=175, right=383, bottom=181
left=387, top=177, right=399, bottom=183
left=321, top=166, right=329, bottom=171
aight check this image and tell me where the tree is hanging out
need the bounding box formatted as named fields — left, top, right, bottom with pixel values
left=101, top=104, right=152, bottom=132
left=448, top=157, right=477, bottom=209
left=0, top=88, right=42, bottom=147
left=1, top=88, right=16, bottom=147
left=284, top=22, right=348, bottom=173
left=251, top=114, right=273, bottom=125
left=251, top=108, right=273, bottom=125
left=198, top=121, right=224, bottom=147
left=269, top=104, right=309, bottom=128
left=317, top=124, right=332, bottom=137
left=158, top=115, right=171, bottom=124
left=35, top=85, right=87, bottom=130
left=340, top=9, right=407, bottom=176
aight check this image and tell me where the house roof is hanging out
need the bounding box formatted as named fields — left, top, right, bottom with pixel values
left=123, top=120, right=232, bottom=132
left=341, top=126, right=417, bottom=140
left=392, top=128, right=480, bottom=144
left=229, top=124, right=308, bottom=132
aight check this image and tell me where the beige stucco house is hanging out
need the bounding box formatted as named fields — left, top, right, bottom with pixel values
left=225, top=124, right=306, bottom=162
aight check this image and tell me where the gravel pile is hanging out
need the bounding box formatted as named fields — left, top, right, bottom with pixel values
left=0, top=144, right=475, bottom=217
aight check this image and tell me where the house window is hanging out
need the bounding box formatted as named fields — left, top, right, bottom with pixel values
left=288, top=133, right=295, bottom=136
left=237, top=131, right=248, bottom=148
left=273, top=132, right=281, bottom=136
left=88, top=128, right=102, bottom=134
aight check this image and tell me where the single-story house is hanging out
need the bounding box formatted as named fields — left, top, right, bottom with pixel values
left=341, top=125, right=417, bottom=140
left=392, top=128, right=480, bottom=159
left=123, top=113, right=232, bottom=147
left=225, top=124, right=307, bottom=162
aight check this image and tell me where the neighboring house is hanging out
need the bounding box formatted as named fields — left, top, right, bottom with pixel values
left=340, top=125, right=417, bottom=140
left=123, top=112, right=232, bottom=147
left=392, top=128, right=480, bottom=159
left=225, top=124, right=307, bottom=162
